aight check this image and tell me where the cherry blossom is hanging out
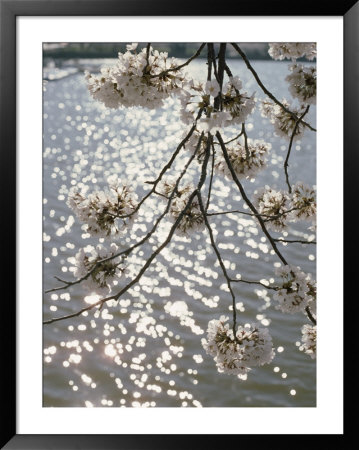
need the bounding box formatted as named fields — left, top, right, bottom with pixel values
left=202, top=316, right=275, bottom=376
left=85, top=44, right=188, bottom=109
left=260, top=98, right=307, bottom=140
left=72, top=243, right=127, bottom=292
left=215, top=139, right=270, bottom=180
left=273, top=265, right=316, bottom=314
left=253, top=186, right=291, bottom=231
left=67, top=175, right=137, bottom=237
left=286, top=64, right=316, bottom=105
left=290, top=182, right=316, bottom=223
left=300, top=324, right=316, bottom=358
left=268, top=43, right=317, bottom=61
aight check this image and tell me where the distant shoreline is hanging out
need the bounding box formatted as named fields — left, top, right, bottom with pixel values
left=42, top=43, right=302, bottom=62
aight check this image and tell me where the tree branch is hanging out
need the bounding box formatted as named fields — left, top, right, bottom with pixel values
left=216, top=131, right=289, bottom=265
left=197, top=190, right=238, bottom=336
left=241, top=123, right=250, bottom=159
left=305, top=306, right=317, bottom=325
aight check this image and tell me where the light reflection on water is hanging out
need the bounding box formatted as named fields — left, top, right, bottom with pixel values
left=43, top=58, right=316, bottom=407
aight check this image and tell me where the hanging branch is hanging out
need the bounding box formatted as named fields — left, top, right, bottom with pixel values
left=197, top=190, right=238, bottom=336
left=216, top=131, right=316, bottom=325
left=44, top=134, right=212, bottom=324
left=216, top=131, right=289, bottom=266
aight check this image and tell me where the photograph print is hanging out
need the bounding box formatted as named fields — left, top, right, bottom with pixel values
left=43, top=42, right=317, bottom=408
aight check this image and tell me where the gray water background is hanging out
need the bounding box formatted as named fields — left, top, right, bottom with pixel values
left=43, top=57, right=316, bottom=407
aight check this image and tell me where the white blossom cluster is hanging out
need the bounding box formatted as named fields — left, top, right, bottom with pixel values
left=85, top=44, right=187, bottom=109
left=221, top=76, right=256, bottom=125
left=202, top=316, right=275, bottom=376
left=67, top=175, right=137, bottom=237
left=273, top=265, right=316, bottom=314
left=268, top=43, right=317, bottom=61
left=260, top=98, right=307, bottom=140
left=286, top=64, right=317, bottom=105
left=253, top=186, right=292, bottom=231
left=157, top=179, right=204, bottom=236
left=170, top=192, right=204, bottom=236
left=253, top=184, right=316, bottom=231
left=179, top=79, right=228, bottom=131
left=300, top=324, right=317, bottom=359
left=291, top=182, right=317, bottom=223
left=215, top=139, right=271, bottom=180
left=179, top=76, right=255, bottom=131
left=73, top=243, right=127, bottom=292
left=156, top=176, right=192, bottom=199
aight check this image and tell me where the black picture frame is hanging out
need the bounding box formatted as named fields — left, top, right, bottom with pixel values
left=1, top=0, right=356, bottom=448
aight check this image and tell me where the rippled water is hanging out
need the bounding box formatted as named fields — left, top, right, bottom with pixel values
left=43, top=57, right=316, bottom=407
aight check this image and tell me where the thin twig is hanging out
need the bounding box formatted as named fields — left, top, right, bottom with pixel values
left=274, top=238, right=316, bottom=244
left=284, top=105, right=310, bottom=193
left=241, top=123, right=250, bottom=159
left=213, top=131, right=243, bottom=146
left=206, top=206, right=304, bottom=221
left=230, top=278, right=278, bottom=291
